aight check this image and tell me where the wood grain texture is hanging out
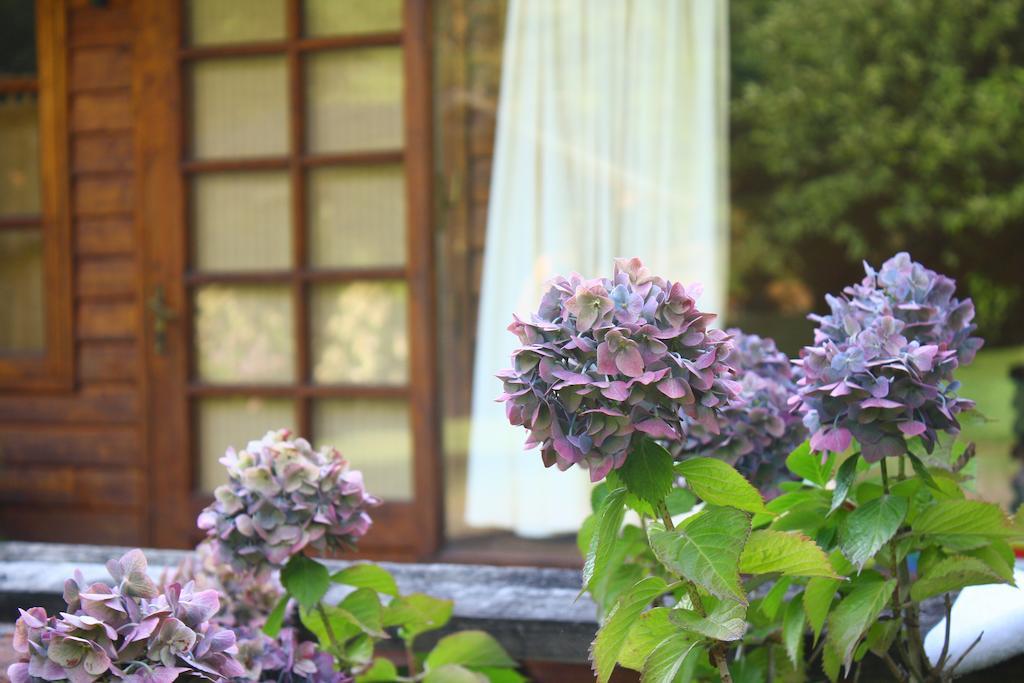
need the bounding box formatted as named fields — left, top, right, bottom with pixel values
left=0, top=425, right=139, bottom=466
left=73, top=175, right=134, bottom=215
left=73, top=134, right=133, bottom=174
left=0, top=466, right=143, bottom=507
left=71, top=91, right=132, bottom=132
left=70, top=45, right=132, bottom=91
left=0, top=385, right=138, bottom=423
left=0, top=508, right=144, bottom=544
left=76, top=256, right=136, bottom=299
left=75, top=217, right=134, bottom=255
left=76, top=300, right=137, bottom=340
left=78, top=341, right=138, bottom=382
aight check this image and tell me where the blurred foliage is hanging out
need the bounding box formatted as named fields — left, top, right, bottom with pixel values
left=730, top=0, right=1024, bottom=345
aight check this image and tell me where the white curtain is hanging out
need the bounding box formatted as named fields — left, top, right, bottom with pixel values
left=465, top=0, right=730, bottom=537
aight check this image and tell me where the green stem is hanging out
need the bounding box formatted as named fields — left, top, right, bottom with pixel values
left=405, top=640, right=419, bottom=678
left=315, top=601, right=344, bottom=659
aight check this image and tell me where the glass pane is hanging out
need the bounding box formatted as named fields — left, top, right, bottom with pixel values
left=0, top=95, right=41, bottom=216
left=304, top=0, right=402, bottom=38
left=305, top=47, right=404, bottom=154
left=0, top=230, right=44, bottom=352
left=313, top=398, right=413, bottom=501
left=194, top=284, right=294, bottom=383
left=197, top=397, right=295, bottom=491
left=311, top=281, right=408, bottom=385
left=187, top=0, right=286, bottom=46
left=0, top=0, right=36, bottom=77
left=191, top=57, right=289, bottom=160
left=192, top=171, right=292, bottom=271
left=309, top=165, right=406, bottom=268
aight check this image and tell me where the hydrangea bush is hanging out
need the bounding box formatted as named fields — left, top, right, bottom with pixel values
left=197, top=429, right=379, bottom=568
left=8, top=549, right=244, bottom=683
left=795, top=252, right=983, bottom=461
left=498, top=257, right=738, bottom=481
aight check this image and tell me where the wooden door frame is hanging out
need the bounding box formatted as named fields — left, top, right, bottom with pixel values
left=134, top=0, right=443, bottom=558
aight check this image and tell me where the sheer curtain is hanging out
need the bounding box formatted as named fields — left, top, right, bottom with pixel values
left=466, top=0, right=730, bottom=537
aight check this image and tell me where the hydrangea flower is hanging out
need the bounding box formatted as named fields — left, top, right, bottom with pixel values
left=683, top=330, right=805, bottom=491
left=197, top=429, right=379, bottom=569
left=794, top=252, right=983, bottom=462
left=498, top=258, right=738, bottom=481
left=7, top=549, right=244, bottom=683
left=233, top=628, right=349, bottom=683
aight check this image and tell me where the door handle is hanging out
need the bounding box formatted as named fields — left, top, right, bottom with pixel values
left=147, top=285, right=177, bottom=355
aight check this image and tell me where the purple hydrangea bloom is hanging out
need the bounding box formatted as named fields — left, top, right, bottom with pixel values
left=794, top=253, right=983, bottom=462
left=234, top=628, right=350, bottom=683
left=7, top=549, right=244, bottom=683
left=197, top=429, right=379, bottom=570
left=498, top=258, right=738, bottom=481
left=683, top=330, right=806, bottom=491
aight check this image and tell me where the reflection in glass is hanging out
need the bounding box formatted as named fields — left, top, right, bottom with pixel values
left=313, top=398, right=412, bottom=501
left=187, top=0, right=286, bottom=46
left=311, top=281, right=408, bottom=385
left=194, top=284, right=294, bottom=383
left=191, top=57, right=289, bottom=160
left=305, top=48, right=404, bottom=154
left=308, top=165, right=406, bottom=268
left=0, top=230, right=44, bottom=352
left=192, top=171, right=292, bottom=272
left=0, top=0, right=36, bottom=77
left=304, top=0, right=402, bottom=38
left=197, top=397, right=295, bottom=491
left=0, top=95, right=41, bottom=216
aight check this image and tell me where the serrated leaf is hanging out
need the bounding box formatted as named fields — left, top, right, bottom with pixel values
left=759, top=576, right=793, bottom=621
left=581, top=487, right=628, bottom=597
left=910, top=555, right=1009, bottom=601
left=640, top=634, right=699, bottom=683
left=676, top=458, right=767, bottom=513
left=356, top=657, right=399, bottom=682
left=263, top=594, right=289, bottom=637
left=669, top=601, right=747, bottom=641
left=829, top=454, right=859, bottom=515
left=665, top=487, right=697, bottom=515
left=803, top=578, right=839, bottom=644
left=912, top=500, right=1024, bottom=549
left=592, top=577, right=669, bottom=683
left=739, top=530, right=838, bottom=578
left=864, top=620, right=899, bottom=657
left=618, top=608, right=675, bottom=671
left=781, top=597, right=804, bottom=667
left=422, top=664, right=487, bottom=683
left=301, top=604, right=360, bottom=650
left=617, top=439, right=675, bottom=506
left=906, top=451, right=942, bottom=492
left=383, top=593, right=453, bottom=644
left=648, top=507, right=751, bottom=603
left=281, top=554, right=330, bottom=610
left=426, top=631, right=516, bottom=670
left=331, top=563, right=399, bottom=597
left=839, top=495, right=908, bottom=570
left=965, top=541, right=1016, bottom=582
left=824, top=577, right=896, bottom=673
left=786, top=441, right=835, bottom=487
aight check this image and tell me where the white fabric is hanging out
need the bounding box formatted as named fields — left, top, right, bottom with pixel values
left=465, top=0, right=730, bottom=537
left=924, top=564, right=1024, bottom=675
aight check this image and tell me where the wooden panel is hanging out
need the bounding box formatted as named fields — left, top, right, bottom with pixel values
left=0, top=385, right=138, bottom=423
left=70, top=91, right=132, bottom=131
left=0, top=425, right=139, bottom=466
left=76, top=300, right=137, bottom=340
left=68, top=0, right=133, bottom=49
left=76, top=256, right=136, bottom=299
left=0, top=465, right=143, bottom=507
left=78, top=340, right=139, bottom=382
left=70, top=45, right=132, bottom=91
left=0, top=506, right=144, bottom=545
left=75, top=217, right=134, bottom=255
left=72, top=134, right=133, bottom=173
left=73, top=175, right=133, bottom=215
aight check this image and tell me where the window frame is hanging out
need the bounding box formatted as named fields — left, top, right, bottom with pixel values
left=0, top=0, right=73, bottom=392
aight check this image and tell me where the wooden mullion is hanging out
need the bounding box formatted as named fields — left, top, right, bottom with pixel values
left=0, top=78, right=39, bottom=94
left=0, top=215, right=43, bottom=229
left=181, top=157, right=290, bottom=173
left=183, top=267, right=407, bottom=286
left=297, top=32, right=403, bottom=53
left=302, top=150, right=404, bottom=167
left=187, top=383, right=410, bottom=399
left=179, top=41, right=287, bottom=61
left=177, top=33, right=403, bottom=63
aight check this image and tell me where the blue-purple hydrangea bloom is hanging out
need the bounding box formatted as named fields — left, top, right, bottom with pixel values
left=198, top=429, right=379, bottom=569
left=499, top=258, right=738, bottom=481
left=794, top=252, right=982, bottom=462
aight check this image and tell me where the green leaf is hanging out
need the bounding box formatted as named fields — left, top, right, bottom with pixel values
left=739, top=530, right=837, bottom=578
left=422, top=665, right=487, bottom=683
left=966, top=541, right=1016, bottom=582
left=910, top=555, right=1009, bottom=601
left=263, top=594, right=289, bottom=637
left=281, top=554, right=330, bottom=610
left=592, top=577, right=668, bottom=683
left=829, top=454, right=859, bottom=515
left=331, top=563, right=399, bottom=597
left=346, top=634, right=374, bottom=666
left=781, top=597, right=805, bottom=667
left=640, top=634, right=699, bottom=683
left=824, top=577, right=896, bottom=672
left=618, top=608, right=675, bottom=671
left=912, top=500, right=1024, bottom=545
left=906, top=451, right=942, bottom=492
left=676, top=457, right=767, bottom=513
left=664, top=487, right=697, bottom=515
left=426, top=631, right=516, bottom=670
left=337, top=588, right=387, bottom=638
left=617, top=439, right=675, bottom=507
left=581, top=487, right=628, bottom=596
left=669, top=601, right=747, bottom=641
left=301, top=604, right=359, bottom=650
left=356, top=658, right=399, bottom=683
left=786, top=441, right=835, bottom=487
left=475, top=669, right=527, bottom=683
left=838, top=495, right=908, bottom=570
left=865, top=620, right=899, bottom=657
left=648, top=507, right=752, bottom=603
left=383, top=593, right=454, bottom=644
left=759, top=576, right=793, bottom=621
left=803, top=578, right=839, bottom=644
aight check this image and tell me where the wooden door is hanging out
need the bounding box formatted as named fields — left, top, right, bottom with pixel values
left=135, top=0, right=440, bottom=559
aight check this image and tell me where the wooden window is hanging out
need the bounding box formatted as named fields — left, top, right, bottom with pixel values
left=0, top=0, right=73, bottom=390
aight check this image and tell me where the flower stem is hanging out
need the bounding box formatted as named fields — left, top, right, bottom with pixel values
left=315, top=601, right=343, bottom=658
